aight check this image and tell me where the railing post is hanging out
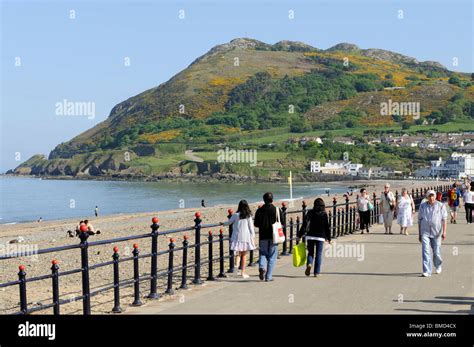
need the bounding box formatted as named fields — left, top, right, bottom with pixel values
left=131, top=243, right=142, bottom=306
left=112, top=247, right=122, bottom=313
left=248, top=250, right=255, bottom=267
left=337, top=208, right=341, bottom=237
left=18, top=265, right=27, bottom=314
left=193, top=212, right=203, bottom=285
left=345, top=196, right=349, bottom=235
left=289, top=217, right=294, bottom=253
left=207, top=231, right=215, bottom=281
left=328, top=210, right=333, bottom=238
left=281, top=203, right=288, bottom=256
left=341, top=207, right=346, bottom=236
left=332, top=197, right=337, bottom=238
left=372, top=192, right=377, bottom=225
left=226, top=209, right=235, bottom=273
left=295, top=215, right=301, bottom=246
left=51, top=260, right=60, bottom=315
left=218, top=229, right=227, bottom=278
left=347, top=206, right=351, bottom=234
left=148, top=217, right=160, bottom=300
left=350, top=206, right=355, bottom=233
left=165, top=238, right=175, bottom=295
left=180, top=235, right=189, bottom=289
left=79, top=225, right=91, bottom=315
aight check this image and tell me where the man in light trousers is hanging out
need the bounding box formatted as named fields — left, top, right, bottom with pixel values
left=418, top=190, right=447, bottom=277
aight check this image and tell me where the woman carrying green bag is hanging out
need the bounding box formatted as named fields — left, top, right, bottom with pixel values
left=296, top=198, right=331, bottom=277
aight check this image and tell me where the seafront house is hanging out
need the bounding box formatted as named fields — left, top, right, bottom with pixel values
left=430, top=152, right=474, bottom=179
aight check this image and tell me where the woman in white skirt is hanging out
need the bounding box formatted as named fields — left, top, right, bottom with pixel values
left=396, top=188, right=415, bottom=235
left=222, top=200, right=256, bottom=278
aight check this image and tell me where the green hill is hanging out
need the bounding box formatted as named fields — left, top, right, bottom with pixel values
left=11, top=38, right=474, bottom=180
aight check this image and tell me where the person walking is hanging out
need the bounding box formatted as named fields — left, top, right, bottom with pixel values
left=418, top=190, right=447, bottom=277
left=396, top=188, right=415, bottom=235
left=357, top=188, right=371, bottom=234
left=463, top=182, right=474, bottom=224
left=380, top=183, right=396, bottom=234
left=94, top=206, right=99, bottom=217
left=254, top=192, right=282, bottom=282
left=222, top=200, right=256, bottom=279
left=447, top=183, right=461, bottom=224
left=297, top=198, right=331, bottom=277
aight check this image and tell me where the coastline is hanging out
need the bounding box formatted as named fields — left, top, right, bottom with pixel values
left=0, top=178, right=441, bottom=314
left=0, top=178, right=440, bottom=235
left=1, top=172, right=369, bottom=183
left=0, top=176, right=446, bottom=226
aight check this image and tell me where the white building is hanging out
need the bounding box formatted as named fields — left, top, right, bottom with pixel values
left=430, top=153, right=474, bottom=179
left=310, top=161, right=321, bottom=173
left=348, top=163, right=363, bottom=176
left=311, top=160, right=364, bottom=176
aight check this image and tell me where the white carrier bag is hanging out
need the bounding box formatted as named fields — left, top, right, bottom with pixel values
left=272, top=207, right=285, bottom=244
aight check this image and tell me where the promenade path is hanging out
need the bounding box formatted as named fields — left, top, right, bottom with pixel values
left=128, top=211, right=473, bottom=314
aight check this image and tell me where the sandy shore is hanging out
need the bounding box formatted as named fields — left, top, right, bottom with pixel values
left=0, top=179, right=444, bottom=314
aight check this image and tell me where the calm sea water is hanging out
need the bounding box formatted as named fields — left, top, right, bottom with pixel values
left=0, top=176, right=350, bottom=224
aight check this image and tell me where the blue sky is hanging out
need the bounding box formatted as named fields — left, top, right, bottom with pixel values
left=1, top=0, right=472, bottom=172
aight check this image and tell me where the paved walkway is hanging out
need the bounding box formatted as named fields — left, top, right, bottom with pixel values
left=128, top=212, right=473, bottom=314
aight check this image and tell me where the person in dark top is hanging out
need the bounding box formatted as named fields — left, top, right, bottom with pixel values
left=297, top=198, right=331, bottom=277
left=254, top=192, right=282, bottom=282
left=201, top=200, right=206, bottom=208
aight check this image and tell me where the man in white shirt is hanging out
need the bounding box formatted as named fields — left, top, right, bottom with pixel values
left=418, top=190, right=447, bottom=277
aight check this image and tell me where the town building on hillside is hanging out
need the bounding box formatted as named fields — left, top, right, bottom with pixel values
left=458, top=144, right=474, bottom=153
left=400, top=136, right=424, bottom=148
left=333, top=137, right=355, bottom=146
left=288, top=136, right=323, bottom=146
left=300, top=136, right=323, bottom=145
left=367, top=138, right=382, bottom=145
left=430, top=152, right=474, bottom=179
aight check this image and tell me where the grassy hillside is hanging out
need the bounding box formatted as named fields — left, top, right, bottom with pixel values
left=12, top=38, right=474, bottom=179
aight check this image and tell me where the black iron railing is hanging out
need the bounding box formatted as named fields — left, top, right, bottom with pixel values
left=0, top=184, right=451, bottom=315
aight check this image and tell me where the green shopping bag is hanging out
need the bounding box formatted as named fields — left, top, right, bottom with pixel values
left=292, top=241, right=307, bottom=267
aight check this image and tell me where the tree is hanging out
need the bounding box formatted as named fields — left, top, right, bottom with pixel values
left=290, top=119, right=311, bottom=133
left=444, top=103, right=463, bottom=121
left=354, top=79, right=379, bottom=92
left=448, top=76, right=461, bottom=86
